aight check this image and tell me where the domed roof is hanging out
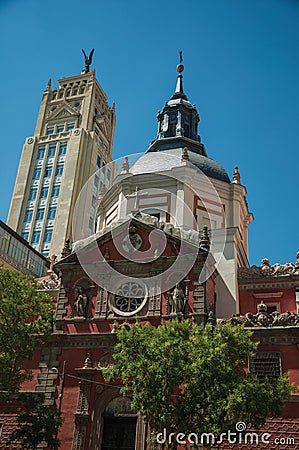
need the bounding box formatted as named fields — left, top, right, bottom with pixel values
left=131, top=148, right=230, bottom=183
left=130, top=58, right=230, bottom=184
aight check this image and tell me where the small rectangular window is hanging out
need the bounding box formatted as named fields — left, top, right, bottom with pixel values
left=48, top=144, right=56, bottom=157
left=29, top=189, right=37, bottom=200
left=24, top=210, right=33, bottom=222
left=22, top=232, right=29, bottom=241
left=59, top=142, right=67, bottom=155
left=37, top=147, right=45, bottom=159
left=43, top=230, right=53, bottom=243
left=47, top=127, right=54, bottom=135
left=44, top=167, right=52, bottom=177
left=40, top=188, right=49, bottom=199
left=249, top=352, right=281, bottom=379
left=67, top=123, right=75, bottom=131
left=36, top=209, right=45, bottom=220
left=97, top=155, right=101, bottom=169
left=47, top=207, right=57, bottom=219
left=57, top=125, right=64, bottom=133
left=31, top=231, right=41, bottom=243
left=55, top=165, right=64, bottom=176
left=51, top=186, right=60, bottom=198
left=33, top=168, right=41, bottom=179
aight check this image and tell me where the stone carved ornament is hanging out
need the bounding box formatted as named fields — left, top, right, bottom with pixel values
left=38, top=273, right=61, bottom=290
left=219, top=301, right=299, bottom=328
left=37, top=255, right=61, bottom=290
left=239, top=255, right=299, bottom=278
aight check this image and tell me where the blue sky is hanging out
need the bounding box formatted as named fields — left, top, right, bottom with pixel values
left=0, top=0, right=298, bottom=265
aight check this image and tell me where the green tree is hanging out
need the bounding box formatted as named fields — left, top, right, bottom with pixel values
left=105, top=319, right=293, bottom=449
left=7, top=393, right=63, bottom=450
left=0, top=268, right=54, bottom=395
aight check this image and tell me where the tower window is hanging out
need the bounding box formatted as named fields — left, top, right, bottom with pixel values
left=47, top=127, right=54, bottom=135
left=33, top=168, right=41, bottom=179
left=29, top=189, right=37, bottom=200
left=36, top=209, right=45, bottom=220
left=51, top=186, right=60, bottom=198
left=37, top=147, right=45, bottom=159
left=47, top=207, right=57, bottom=219
left=48, top=144, right=56, bottom=157
left=21, top=232, right=29, bottom=241
left=170, top=124, right=176, bottom=135
left=40, top=188, right=49, bottom=199
left=67, top=123, right=75, bottom=131
left=59, top=142, right=67, bottom=155
left=31, top=231, right=41, bottom=244
left=97, top=155, right=102, bottom=169
left=24, top=210, right=33, bottom=222
left=57, top=125, right=64, bottom=133
left=43, top=230, right=53, bottom=243
left=184, top=124, right=190, bottom=137
left=55, top=165, right=64, bottom=176
left=44, top=167, right=52, bottom=178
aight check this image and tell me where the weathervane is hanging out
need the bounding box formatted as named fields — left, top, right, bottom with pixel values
left=177, top=50, right=184, bottom=73
left=82, top=48, right=95, bottom=74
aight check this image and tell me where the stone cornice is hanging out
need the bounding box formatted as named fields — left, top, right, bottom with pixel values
left=42, top=332, right=117, bottom=348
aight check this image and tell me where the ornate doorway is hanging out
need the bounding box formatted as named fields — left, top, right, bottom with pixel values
left=101, top=397, right=137, bottom=450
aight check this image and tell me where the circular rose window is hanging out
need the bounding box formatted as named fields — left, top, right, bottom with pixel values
left=111, top=281, right=147, bottom=316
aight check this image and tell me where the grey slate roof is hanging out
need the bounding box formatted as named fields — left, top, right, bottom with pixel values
left=131, top=148, right=230, bottom=183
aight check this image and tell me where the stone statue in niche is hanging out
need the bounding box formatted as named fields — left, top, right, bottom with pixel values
left=74, top=287, right=89, bottom=318
left=168, top=284, right=185, bottom=315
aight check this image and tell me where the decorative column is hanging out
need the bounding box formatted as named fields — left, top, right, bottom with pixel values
left=72, top=352, right=96, bottom=450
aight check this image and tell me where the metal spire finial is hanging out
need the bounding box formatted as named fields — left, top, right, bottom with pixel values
left=171, top=50, right=188, bottom=100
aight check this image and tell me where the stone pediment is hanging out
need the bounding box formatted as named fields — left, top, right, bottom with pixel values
left=47, top=101, right=80, bottom=120
left=59, top=212, right=210, bottom=266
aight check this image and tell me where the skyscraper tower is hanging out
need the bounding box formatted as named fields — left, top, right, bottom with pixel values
left=7, top=50, right=115, bottom=257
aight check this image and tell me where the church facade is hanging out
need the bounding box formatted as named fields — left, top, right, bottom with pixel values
left=0, top=54, right=299, bottom=449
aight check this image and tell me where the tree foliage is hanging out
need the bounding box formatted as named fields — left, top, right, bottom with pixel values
left=104, top=319, right=293, bottom=448
left=0, top=268, right=54, bottom=395
left=7, top=393, right=63, bottom=450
